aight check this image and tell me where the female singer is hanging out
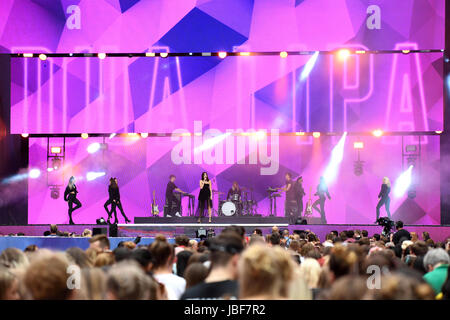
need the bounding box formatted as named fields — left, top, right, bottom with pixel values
left=198, top=172, right=212, bottom=223
left=376, top=177, right=391, bottom=222
left=64, top=176, right=82, bottom=225
left=109, top=178, right=131, bottom=224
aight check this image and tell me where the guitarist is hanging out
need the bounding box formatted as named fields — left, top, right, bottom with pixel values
left=165, top=174, right=185, bottom=218
left=294, top=176, right=306, bottom=217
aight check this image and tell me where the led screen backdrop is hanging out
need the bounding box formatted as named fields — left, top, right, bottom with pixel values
left=0, top=0, right=445, bottom=53
left=28, top=135, right=440, bottom=225
left=11, top=51, right=444, bottom=133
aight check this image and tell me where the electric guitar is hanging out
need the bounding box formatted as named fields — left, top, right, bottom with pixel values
left=305, top=187, right=313, bottom=216
left=151, top=190, right=159, bottom=216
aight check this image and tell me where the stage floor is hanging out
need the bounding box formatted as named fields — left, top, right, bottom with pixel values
left=1, top=222, right=449, bottom=241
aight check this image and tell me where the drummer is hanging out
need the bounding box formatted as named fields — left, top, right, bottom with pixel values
left=227, top=181, right=242, bottom=202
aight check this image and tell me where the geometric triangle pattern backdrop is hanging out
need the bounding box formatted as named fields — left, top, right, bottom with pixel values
left=0, top=0, right=444, bottom=53
left=0, top=0, right=444, bottom=224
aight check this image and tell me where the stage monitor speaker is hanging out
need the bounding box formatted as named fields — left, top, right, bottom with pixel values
left=109, top=224, right=118, bottom=237
left=93, top=227, right=108, bottom=236
left=295, top=218, right=308, bottom=225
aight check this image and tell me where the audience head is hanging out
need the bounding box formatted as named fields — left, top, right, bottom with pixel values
left=0, top=266, right=20, bottom=300
left=24, top=252, right=73, bottom=300
left=238, top=245, right=296, bottom=299
left=0, top=248, right=29, bottom=270
left=423, top=248, right=450, bottom=272
left=106, top=261, right=157, bottom=300
left=396, top=221, right=404, bottom=230
left=149, top=235, right=174, bottom=271
left=88, top=234, right=110, bottom=252
left=208, top=232, right=244, bottom=278
left=183, top=263, right=209, bottom=289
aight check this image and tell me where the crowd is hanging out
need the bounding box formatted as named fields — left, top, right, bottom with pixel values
left=0, top=221, right=449, bottom=300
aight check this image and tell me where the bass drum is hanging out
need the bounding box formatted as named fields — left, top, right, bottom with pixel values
left=221, top=201, right=237, bottom=217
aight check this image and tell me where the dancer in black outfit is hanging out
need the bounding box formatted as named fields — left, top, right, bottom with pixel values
left=64, top=176, right=82, bottom=225
left=109, top=178, right=131, bottom=224
left=376, top=177, right=391, bottom=222
left=104, top=178, right=115, bottom=223
left=312, top=176, right=331, bottom=224
left=295, top=176, right=306, bottom=217
left=197, top=172, right=212, bottom=223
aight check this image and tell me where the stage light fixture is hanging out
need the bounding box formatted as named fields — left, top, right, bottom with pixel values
left=372, top=129, right=383, bottom=137
left=140, top=133, right=149, bottom=138
left=312, top=132, right=321, bottom=138
left=405, top=145, right=417, bottom=153
left=96, top=217, right=107, bottom=225
left=280, top=51, right=288, bottom=58
left=353, top=141, right=364, bottom=149
left=355, top=50, right=366, bottom=54
left=23, top=53, right=33, bottom=58
left=29, top=168, right=41, bottom=179
left=51, top=157, right=62, bottom=170
left=97, top=53, right=106, bottom=59
left=295, top=132, right=305, bottom=136
left=196, top=228, right=207, bottom=238
left=50, top=146, right=62, bottom=154
left=81, top=133, right=89, bottom=139
left=435, top=130, right=443, bottom=134
left=38, top=54, right=47, bottom=61
left=109, top=133, right=116, bottom=139
left=50, top=186, right=60, bottom=199
left=239, top=52, right=251, bottom=56
left=21, top=133, right=29, bottom=138
left=145, top=52, right=155, bottom=57
left=218, top=51, right=227, bottom=59
left=407, top=188, right=416, bottom=199
left=402, top=50, right=410, bottom=54
left=354, top=160, right=364, bottom=176
left=337, top=49, right=351, bottom=60
left=160, top=52, right=168, bottom=58
left=255, top=130, right=266, bottom=140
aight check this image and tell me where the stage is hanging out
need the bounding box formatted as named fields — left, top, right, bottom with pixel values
left=116, top=218, right=450, bottom=240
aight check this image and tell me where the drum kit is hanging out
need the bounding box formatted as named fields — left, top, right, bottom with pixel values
left=214, top=187, right=258, bottom=217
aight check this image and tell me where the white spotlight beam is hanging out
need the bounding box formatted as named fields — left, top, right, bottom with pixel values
left=393, top=165, right=413, bottom=198
left=323, top=133, right=347, bottom=184
left=86, top=172, right=106, bottom=181
left=300, top=51, right=319, bottom=80
left=194, top=132, right=231, bottom=154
